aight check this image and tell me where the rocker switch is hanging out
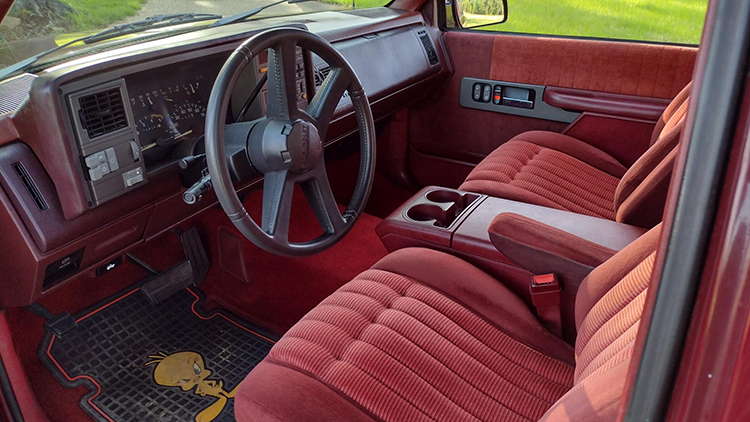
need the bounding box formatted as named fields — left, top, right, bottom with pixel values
left=472, top=83, right=482, bottom=101
left=482, top=84, right=492, bottom=103
left=104, top=147, right=119, bottom=172
left=129, top=140, right=141, bottom=162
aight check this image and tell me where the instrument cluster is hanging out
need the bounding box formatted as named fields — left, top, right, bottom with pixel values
left=125, top=55, right=225, bottom=165
left=130, top=75, right=208, bottom=149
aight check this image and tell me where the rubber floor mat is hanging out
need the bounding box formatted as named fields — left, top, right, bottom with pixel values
left=40, top=287, right=276, bottom=422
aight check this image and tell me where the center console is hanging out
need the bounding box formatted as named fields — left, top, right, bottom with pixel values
left=376, top=186, right=648, bottom=340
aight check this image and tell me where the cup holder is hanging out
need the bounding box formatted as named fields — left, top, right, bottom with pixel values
left=426, top=190, right=480, bottom=209
left=403, top=188, right=482, bottom=229
left=406, top=203, right=456, bottom=228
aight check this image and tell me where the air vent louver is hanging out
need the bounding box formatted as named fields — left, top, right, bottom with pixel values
left=313, top=65, right=332, bottom=88
left=12, top=163, right=48, bottom=211
left=417, top=30, right=439, bottom=66
left=77, top=88, right=128, bottom=139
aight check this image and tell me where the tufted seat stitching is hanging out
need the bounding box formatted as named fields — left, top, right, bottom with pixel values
left=463, top=140, right=619, bottom=219
left=268, top=268, right=575, bottom=422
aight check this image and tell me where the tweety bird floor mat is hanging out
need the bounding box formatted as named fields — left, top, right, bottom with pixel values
left=39, top=287, right=276, bottom=422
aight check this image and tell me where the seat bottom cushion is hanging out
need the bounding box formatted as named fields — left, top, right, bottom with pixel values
left=236, top=248, right=575, bottom=422
left=460, top=132, right=625, bottom=220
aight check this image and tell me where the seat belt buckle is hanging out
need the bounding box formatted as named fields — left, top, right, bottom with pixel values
left=530, top=274, right=561, bottom=308
left=530, top=274, right=563, bottom=337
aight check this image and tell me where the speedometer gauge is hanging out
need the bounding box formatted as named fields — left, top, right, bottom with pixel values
left=173, top=100, right=207, bottom=121
left=125, top=56, right=222, bottom=166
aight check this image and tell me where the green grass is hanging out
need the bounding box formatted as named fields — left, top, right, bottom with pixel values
left=474, top=0, right=708, bottom=44
left=61, top=0, right=148, bottom=32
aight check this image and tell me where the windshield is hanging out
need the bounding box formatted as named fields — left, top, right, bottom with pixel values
left=0, top=0, right=389, bottom=71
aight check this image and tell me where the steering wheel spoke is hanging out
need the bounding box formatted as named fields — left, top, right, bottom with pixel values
left=301, top=163, right=347, bottom=235
left=261, top=170, right=296, bottom=243
left=307, top=67, right=351, bottom=139
left=267, top=40, right=303, bottom=120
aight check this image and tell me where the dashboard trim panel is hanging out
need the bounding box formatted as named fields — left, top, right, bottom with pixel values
left=0, top=9, right=451, bottom=306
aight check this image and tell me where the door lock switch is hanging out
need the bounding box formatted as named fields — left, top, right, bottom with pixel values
left=493, top=86, right=503, bottom=105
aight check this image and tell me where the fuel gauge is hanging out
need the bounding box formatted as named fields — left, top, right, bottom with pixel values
left=135, top=114, right=164, bottom=134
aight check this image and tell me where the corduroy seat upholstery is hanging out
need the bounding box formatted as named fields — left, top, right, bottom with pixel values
left=460, top=84, right=691, bottom=228
left=235, top=224, right=662, bottom=422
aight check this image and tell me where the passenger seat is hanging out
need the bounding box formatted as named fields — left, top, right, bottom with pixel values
left=459, top=83, right=691, bottom=228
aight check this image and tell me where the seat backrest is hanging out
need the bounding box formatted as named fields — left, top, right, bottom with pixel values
left=613, top=83, right=691, bottom=227
left=540, top=224, right=662, bottom=421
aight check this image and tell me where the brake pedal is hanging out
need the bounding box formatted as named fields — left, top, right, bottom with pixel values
left=142, top=261, right=194, bottom=304
left=181, top=227, right=209, bottom=285
left=141, top=227, right=209, bottom=304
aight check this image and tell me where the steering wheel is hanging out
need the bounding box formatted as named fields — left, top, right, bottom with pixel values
left=205, top=27, right=375, bottom=257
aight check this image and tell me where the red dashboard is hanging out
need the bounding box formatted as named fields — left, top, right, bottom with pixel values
left=0, top=8, right=450, bottom=306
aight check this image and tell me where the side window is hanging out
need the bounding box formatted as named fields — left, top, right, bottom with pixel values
left=446, top=0, right=708, bottom=45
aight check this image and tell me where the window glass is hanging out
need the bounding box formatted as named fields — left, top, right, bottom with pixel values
left=0, top=0, right=390, bottom=70
left=449, top=0, right=708, bottom=44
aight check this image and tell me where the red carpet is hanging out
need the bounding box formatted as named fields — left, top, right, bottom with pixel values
left=6, top=174, right=388, bottom=421
left=196, top=185, right=388, bottom=334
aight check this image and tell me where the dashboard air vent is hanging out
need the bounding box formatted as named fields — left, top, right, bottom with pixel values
left=313, top=64, right=350, bottom=104
left=416, top=29, right=439, bottom=66
left=77, top=88, right=128, bottom=139
left=12, top=162, right=48, bottom=211
left=313, top=64, right=332, bottom=88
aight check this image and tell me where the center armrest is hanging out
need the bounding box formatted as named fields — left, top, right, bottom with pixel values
left=377, top=186, right=648, bottom=300
left=451, top=195, right=647, bottom=294
left=488, top=213, right=618, bottom=291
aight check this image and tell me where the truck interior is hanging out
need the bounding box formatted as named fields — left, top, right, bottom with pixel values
left=1, top=0, right=749, bottom=421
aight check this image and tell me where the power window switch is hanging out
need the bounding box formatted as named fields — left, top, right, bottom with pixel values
left=482, top=84, right=492, bottom=103
left=88, top=162, right=110, bottom=181
left=104, top=147, right=119, bottom=172
left=472, top=83, right=482, bottom=102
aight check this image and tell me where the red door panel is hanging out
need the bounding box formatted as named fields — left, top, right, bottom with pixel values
left=408, top=31, right=697, bottom=188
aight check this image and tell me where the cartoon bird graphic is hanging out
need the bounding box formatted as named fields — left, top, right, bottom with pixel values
left=146, top=351, right=239, bottom=422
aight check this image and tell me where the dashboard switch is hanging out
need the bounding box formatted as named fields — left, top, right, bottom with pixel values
left=123, top=168, right=144, bottom=187
left=129, top=141, right=141, bottom=162
left=88, top=162, right=110, bottom=181
left=104, top=147, right=119, bottom=172
left=85, top=151, right=107, bottom=169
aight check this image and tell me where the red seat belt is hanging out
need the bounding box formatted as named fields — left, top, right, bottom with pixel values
left=530, top=274, right=563, bottom=338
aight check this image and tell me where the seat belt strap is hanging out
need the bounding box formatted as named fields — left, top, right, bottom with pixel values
left=530, top=274, right=563, bottom=338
